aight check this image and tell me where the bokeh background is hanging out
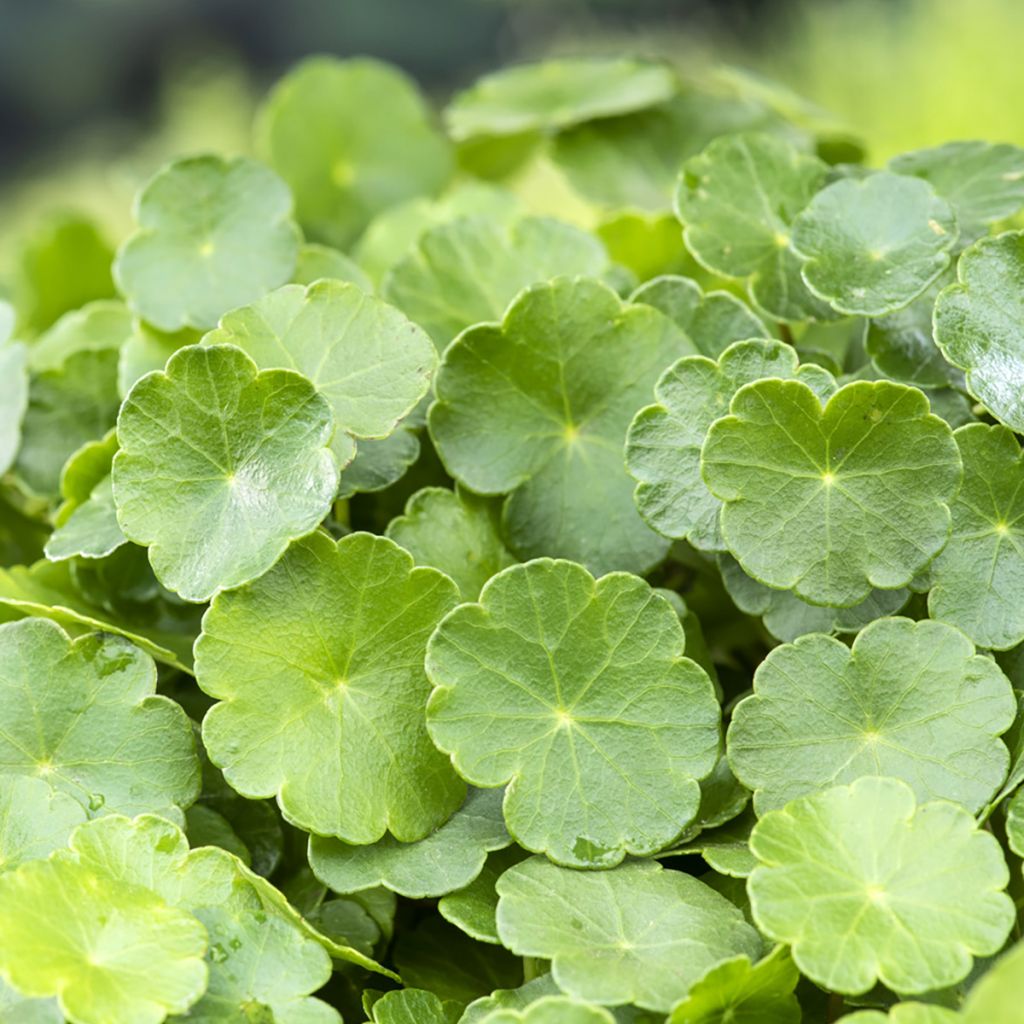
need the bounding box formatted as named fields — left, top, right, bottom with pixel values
left=2, top=0, right=1022, bottom=290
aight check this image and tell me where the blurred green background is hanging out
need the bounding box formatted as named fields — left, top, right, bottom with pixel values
left=2, top=0, right=1022, bottom=282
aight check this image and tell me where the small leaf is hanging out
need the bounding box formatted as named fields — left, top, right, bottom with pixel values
left=480, top=996, right=617, bottom=1024
left=0, top=335, right=28, bottom=477
left=665, top=808, right=758, bottom=879
left=118, top=320, right=201, bottom=398
left=665, top=946, right=801, bottom=1024
left=426, top=559, right=720, bottom=867
left=1007, top=788, right=1024, bottom=860
left=196, top=531, right=463, bottom=842
left=112, top=344, right=338, bottom=602
left=702, top=378, right=961, bottom=606
left=626, top=339, right=836, bottom=551
left=928, top=424, right=1024, bottom=649
left=933, top=231, right=1024, bottom=433
left=791, top=171, right=958, bottom=316
left=370, top=989, right=461, bottom=1024
left=309, top=788, right=511, bottom=899
left=495, top=857, right=762, bottom=1012
left=383, top=215, right=610, bottom=351
left=258, top=57, right=453, bottom=249
left=338, top=424, right=422, bottom=500
left=386, top=485, right=515, bottom=599
left=675, top=133, right=833, bottom=322
left=430, top=277, right=693, bottom=574
left=114, top=155, right=301, bottom=331
left=748, top=776, right=1015, bottom=995
left=727, top=617, right=1015, bottom=814
left=438, top=846, right=527, bottom=944
left=294, top=241, right=374, bottom=292
left=0, top=619, right=199, bottom=821
left=630, top=275, right=769, bottom=358
left=27, top=299, right=132, bottom=373
left=890, top=141, right=1024, bottom=244
left=45, top=476, right=124, bottom=562
left=445, top=58, right=676, bottom=140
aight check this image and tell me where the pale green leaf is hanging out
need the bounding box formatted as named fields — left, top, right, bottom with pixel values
left=118, top=321, right=201, bottom=398
left=495, top=857, right=762, bottom=1012
left=0, top=618, right=199, bottom=821
left=675, top=133, right=833, bottom=322
left=480, top=997, right=616, bottom=1024
left=666, top=946, right=800, bottom=1024
left=749, top=776, right=1015, bottom=995
left=630, top=275, right=769, bottom=359
left=337, top=425, right=421, bottom=500
left=258, top=56, right=453, bottom=249
left=959, top=940, right=1024, bottom=1023
left=369, top=989, right=461, bottom=1024
left=203, top=280, right=435, bottom=467
left=309, top=788, right=511, bottom=899
left=933, top=231, right=1024, bottom=432
left=890, top=141, right=1024, bottom=244
left=666, top=808, right=758, bottom=879
left=196, top=531, right=463, bottom=842
left=719, top=554, right=909, bottom=642
left=386, top=485, right=515, bottom=599
left=728, top=617, right=1015, bottom=814
left=429, top=277, right=693, bottom=574
left=445, top=58, right=676, bottom=141
left=828, top=1005, right=957, bottom=1023
left=293, top=242, right=373, bottom=292
left=928, top=425, right=1024, bottom=648
left=0, top=977, right=62, bottom=1024
left=438, top=846, right=528, bottom=944
left=791, top=172, right=958, bottom=316
left=702, top=378, right=961, bottom=606
left=382, top=215, right=610, bottom=351
left=0, top=338, right=28, bottom=477
left=45, top=476, right=125, bottom=562
left=114, top=155, right=301, bottom=331
left=626, top=339, right=835, bottom=551
left=459, top=977, right=561, bottom=1024
left=0, top=775, right=87, bottom=870
left=27, top=299, right=132, bottom=373
left=112, top=344, right=338, bottom=602
left=426, top=559, right=720, bottom=867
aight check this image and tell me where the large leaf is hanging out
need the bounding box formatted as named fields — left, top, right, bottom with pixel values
left=791, top=171, right=957, bottom=316
left=309, top=788, right=511, bottom=899
left=495, top=857, right=762, bottom=1012
left=675, top=133, right=832, bottom=322
left=382, top=215, right=610, bottom=351
left=727, top=617, right=1015, bottom=813
left=933, top=231, right=1024, bottom=432
left=112, top=344, right=338, bottom=602
left=429, top=277, right=693, bottom=574
left=701, top=379, right=961, bottom=606
left=626, top=339, right=835, bottom=550
left=202, top=280, right=435, bottom=467
left=114, top=155, right=301, bottom=331
left=258, top=56, right=453, bottom=248
left=195, top=531, right=463, bottom=842
left=748, top=776, right=1015, bottom=995
left=426, top=559, right=720, bottom=867
left=928, top=424, right=1024, bottom=649
left=0, top=618, right=199, bottom=821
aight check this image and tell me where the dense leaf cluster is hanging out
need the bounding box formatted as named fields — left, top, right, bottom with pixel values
left=1, top=52, right=1023, bottom=1024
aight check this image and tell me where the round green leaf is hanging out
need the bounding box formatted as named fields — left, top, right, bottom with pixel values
left=630, top=275, right=769, bottom=358
left=438, top=846, right=527, bottom=944
left=748, top=776, right=1015, bottom=995
left=0, top=618, right=199, bottom=820
left=665, top=946, right=800, bottom=1024
left=889, top=141, right=1024, bottom=244
left=445, top=58, right=676, bottom=141
left=112, top=344, right=338, bottom=602
left=626, top=339, right=836, bottom=551
left=336, top=423, right=421, bottom=500
left=386, top=485, right=515, bottom=600
left=675, top=133, right=833, bottom=322
left=382, top=215, right=610, bottom=351
left=0, top=847, right=208, bottom=1024
left=114, top=155, right=300, bottom=331
left=196, top=531, right=463, bottom=842
left=429, top=277, right=692, bottom=575
left=719, top=554, right=909, bottom=642
left=460, top=977, right=562, bottom=1024
left=203, top=280, right=436, bottom=466
left=928, top=424, right=1024, bottom=648
left=666, top=807, right=758, bottom=879
left=293, top=241, right=374, bottom=292
left=835, top=1007, right=958, bottom=1024
left=45, top=476, right=125, bottom=563
left=0, top=775, right=87, bottom=870
left=258, top=57, right=453, bottom=249
left=118, top=320, right=201, bottom=398
left=0, top=337, right=28, bottom=477
left=27, top=299, right=131, bottom=374
left=702, top=378, right=961, bottom=606
left=933, top=231, right=1024, bottom=432
left=791, top=172, right=958, bottom=316
left=495, top=857, right=762, bottom=1012
left=369, top=989, right=460, bottom=1024
left=727, top=617, right=1015, bottom=814
left=959, top=940, right=1024, bottom=1023
left=426, top=559, right=720, bottom=868
left=481, top=997, right=616, bottom=1024
left=309, top=788, right=511, bottom=899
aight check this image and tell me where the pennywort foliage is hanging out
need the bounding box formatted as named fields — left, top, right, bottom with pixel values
left=1, top=51, right=1024, bottom=1024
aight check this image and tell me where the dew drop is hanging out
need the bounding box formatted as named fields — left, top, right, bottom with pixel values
left=210, top=943, right=229, bottom=963
left=87, top=793, right=106, bottom=812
